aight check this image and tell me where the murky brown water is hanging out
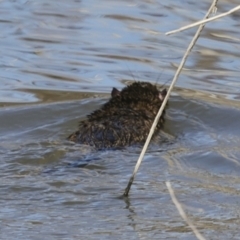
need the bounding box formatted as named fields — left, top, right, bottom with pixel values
left=1, top=0, right=240, bottom=239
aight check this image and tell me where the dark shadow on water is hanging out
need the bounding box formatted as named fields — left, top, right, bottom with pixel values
left=68, top=156, right=102, bottom=168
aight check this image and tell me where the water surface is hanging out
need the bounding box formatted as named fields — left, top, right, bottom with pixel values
left=1, top=0, right=240, bottom=239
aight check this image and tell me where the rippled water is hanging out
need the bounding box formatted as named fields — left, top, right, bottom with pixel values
left=1, top=0, right=240, bottom=239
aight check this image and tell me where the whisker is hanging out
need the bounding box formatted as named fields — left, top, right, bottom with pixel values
left=155, top=69, right=164, bottom=86
left=159, top=77, right=171, bottom=89
left=124, top=62, right=137, bottom=82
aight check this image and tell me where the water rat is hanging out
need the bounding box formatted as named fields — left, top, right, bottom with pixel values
left=68, top=82, right=167, bottom=149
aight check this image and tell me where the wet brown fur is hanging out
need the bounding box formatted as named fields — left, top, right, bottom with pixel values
left=68, top=82, right=167, bottom=149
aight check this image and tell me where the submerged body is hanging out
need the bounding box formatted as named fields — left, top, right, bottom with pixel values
left=68, top=82, right=167, bottom=149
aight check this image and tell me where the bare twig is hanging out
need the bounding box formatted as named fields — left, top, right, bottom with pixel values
left=166, top=5, right=240, bottom=36
left=166, top=181, right=206, bottom=240
left=123, top=0, right=219, bottom=197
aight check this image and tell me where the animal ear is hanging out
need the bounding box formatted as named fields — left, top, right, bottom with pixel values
left=111, top=87, right=120, bottom=97
left=159, top=89, right=167, bottom=101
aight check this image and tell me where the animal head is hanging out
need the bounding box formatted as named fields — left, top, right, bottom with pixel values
left=110, top=82, right=167, bottom=115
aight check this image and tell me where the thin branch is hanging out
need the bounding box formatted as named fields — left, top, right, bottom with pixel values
left=123, top=0, right=219, bottom=197
left=166, top=5, right=240, bottom=36
left=166, top=181, right=206, bottom=240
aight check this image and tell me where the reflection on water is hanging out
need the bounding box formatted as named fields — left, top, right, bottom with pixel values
left=1, top=0, right=240, bottom=239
